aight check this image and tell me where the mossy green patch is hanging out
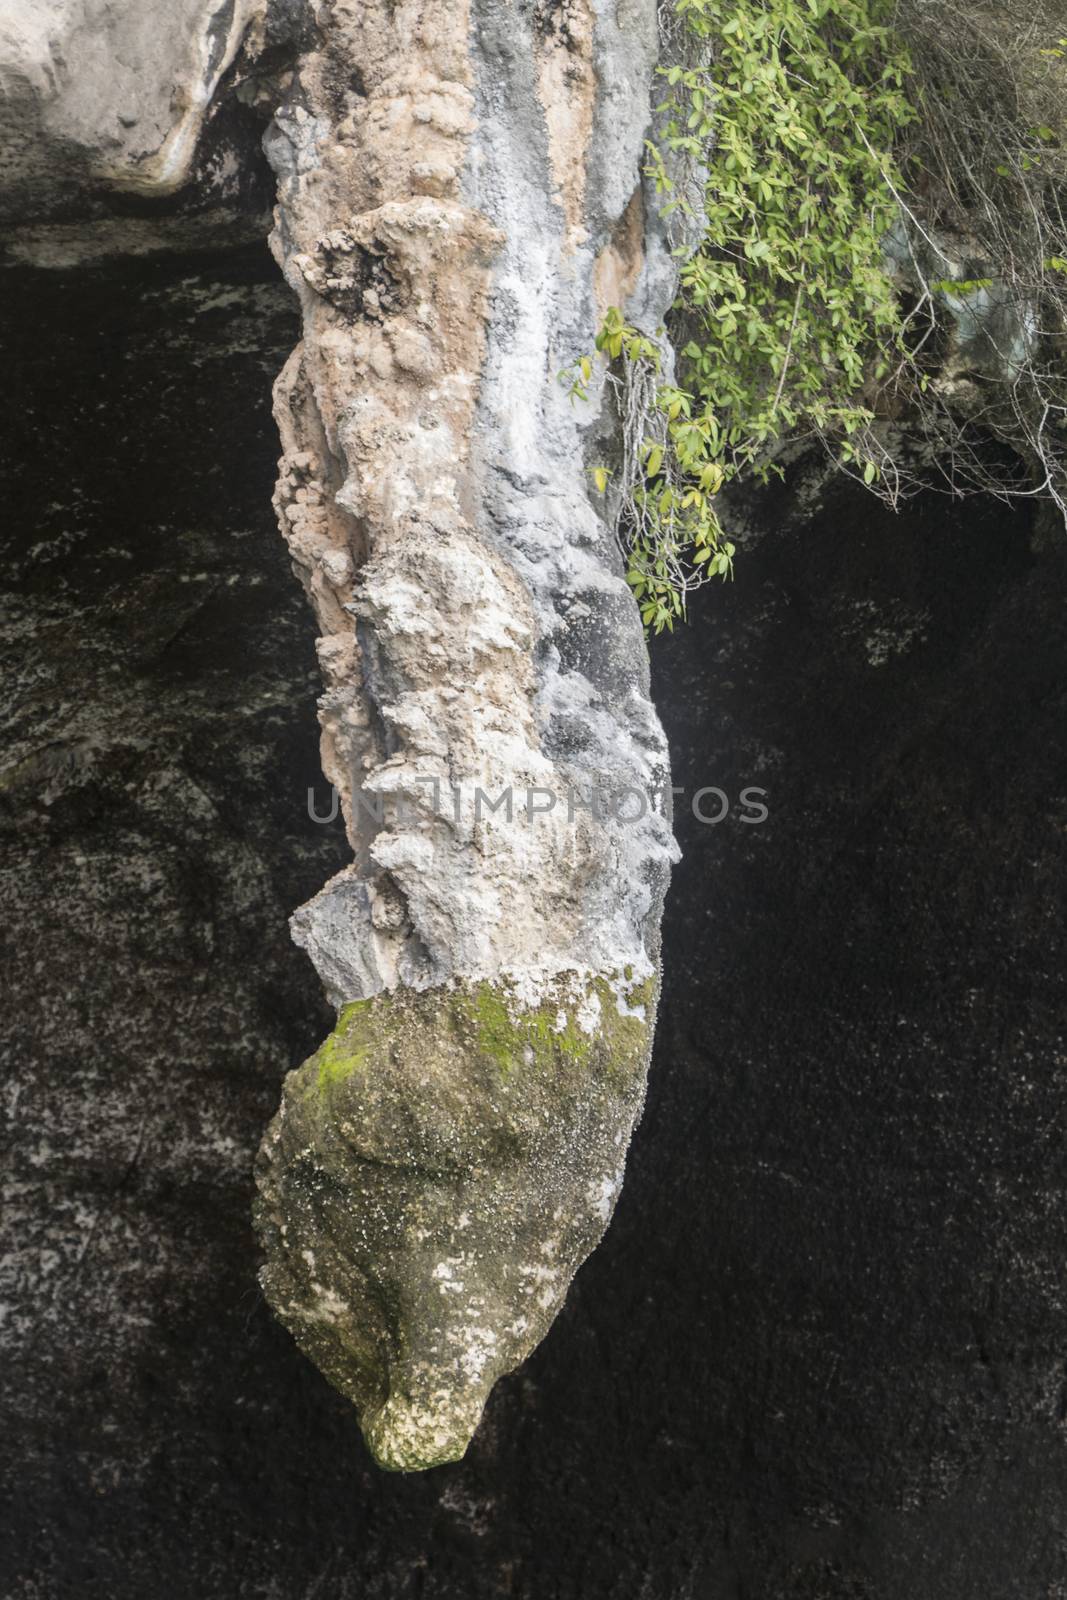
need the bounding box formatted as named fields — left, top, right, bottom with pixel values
left=447, top=973, right=654, bottom=1084
left=256, top=965, right=660, bottom=1472
left=315, top=998, right=373, bottom=1090
left=308, top=972, right=654, bottom=1095
left=453, top=983, right=592, bottom=1081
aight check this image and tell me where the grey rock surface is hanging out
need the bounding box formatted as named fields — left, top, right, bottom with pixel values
left=0, top=0, right=258, bottom=202
left=0, top=0, right=685, bottom=1469
left=0, top=0, right=304, bottom=260
left=263, top=0, right=678, bottom=1006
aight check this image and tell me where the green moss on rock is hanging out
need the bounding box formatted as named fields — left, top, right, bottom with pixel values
left=306, top=973, right=652, bottom=1097
left=315, top=1000, right=372, bottom=1089
left=254, top=968, right=657, bottom=1471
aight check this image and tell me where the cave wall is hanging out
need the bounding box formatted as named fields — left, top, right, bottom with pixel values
left=2, top=238, right=1066, bottom=1592
left=2, top=0, right=1066, bottom=1587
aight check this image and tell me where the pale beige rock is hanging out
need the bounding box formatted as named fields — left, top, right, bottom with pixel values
left=0, top=0, right=264, bottom=205
left=266, top=0, right=680, bottom=1007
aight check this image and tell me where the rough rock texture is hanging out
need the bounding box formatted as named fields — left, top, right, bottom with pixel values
left=0, top=0, right=303, bottom=263
left=3, top=0, right=1066, bottom=1587
left=0, top=0, right=682, bottom=1474
left=0, top=0, right=258, bottom=201
left=263, top=0, right=676, bottom=997
left=255, top=0, right=679, bottom=1465
left=0, top=244, right=336, bottom=1589
left=257, top=974, right=652, bottom=1469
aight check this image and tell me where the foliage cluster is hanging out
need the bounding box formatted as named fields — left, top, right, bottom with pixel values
left=570, top=0, right=1067, bottom=631
left=569, top=0, right=914, bottom=631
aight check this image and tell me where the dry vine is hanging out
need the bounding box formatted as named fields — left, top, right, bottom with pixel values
left=850, top=0, right=1067, bottom=522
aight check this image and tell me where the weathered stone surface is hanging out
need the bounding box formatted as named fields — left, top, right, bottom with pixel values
left=255, top=0, right=680, bottom=1464
left=0, top=0, right=256, bottom=201
left=0, top=0, right=680, bottom=1469
left=0, top=0, right=677, bottom=1473
left=263, top=0, right=676, bottom=1004
left=255, top=973, right=652, bottom=1469
left=3, top=0, right=1064, bottom=1588
left=0, top=0, right=304, bottom=261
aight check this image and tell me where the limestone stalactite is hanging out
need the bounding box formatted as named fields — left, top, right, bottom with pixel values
left=253, top=0, right=681, bottom=1468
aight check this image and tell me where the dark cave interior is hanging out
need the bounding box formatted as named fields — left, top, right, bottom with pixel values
left=2, top=241, right=1066, bottom=1600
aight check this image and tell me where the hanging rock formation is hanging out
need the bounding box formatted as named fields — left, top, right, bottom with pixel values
left=0, top=0, right=678, bottom=1474
left=252, top=0, right=680, bottom=1468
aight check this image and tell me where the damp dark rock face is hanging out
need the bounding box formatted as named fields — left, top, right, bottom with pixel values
left=4, top=293, right=1066, bottom=1589
left=0, top=241, right=338, bottom=1590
